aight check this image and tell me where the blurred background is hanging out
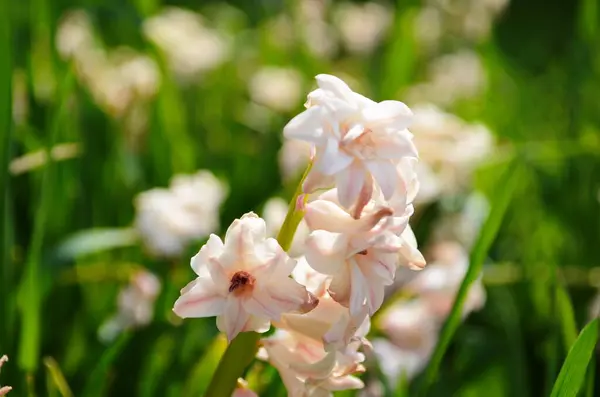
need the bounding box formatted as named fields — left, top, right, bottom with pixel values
left=1, top=0, right=600, bottom=396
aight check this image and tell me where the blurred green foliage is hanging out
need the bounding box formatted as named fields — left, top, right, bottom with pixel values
left=1, top=0, right=600, bottom=396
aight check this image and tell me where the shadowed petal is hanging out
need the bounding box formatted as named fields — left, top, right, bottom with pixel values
left=336, top=162, right=366, bottom=208
left=366, top=160, right=398, bottom=200
left=217, top=296, right=251, bottom=342
left=305, top=231, right=348, bottom=274
left=173, top=276, right=226, bottom=318
left=283, top=106, right=326, bottom=142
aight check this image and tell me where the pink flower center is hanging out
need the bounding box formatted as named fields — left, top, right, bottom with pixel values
left=229, top=271, right=255, bottom=297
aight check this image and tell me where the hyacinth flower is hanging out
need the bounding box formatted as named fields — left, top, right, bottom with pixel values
left=174, top=74, right=426, bottom=397
left=173, top=213, right=318, bottom=342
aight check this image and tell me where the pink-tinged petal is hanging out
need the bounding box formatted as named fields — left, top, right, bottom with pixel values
left=362, top=100, right=412, bottom=128
left=324, top=375, right=364, bottom=391
left=290, top=350, right=337, bottom=378
left=397, top=157, right=419, bottom=204
left=366, top=160, right=398, bottom=200
left=232, top=388, right=259, bottom=397
left=283, top=106, right=326, bottom=143
left=315, top=74, right=355, bottom=104
left=244, top=288, right=282, bottom=319
left=398, top=226, right=426, bottom=270
left=217, top=295, right=251, bottom=342
left=336, top=162, right=366, bottom=208
left=302, top=170, right=335, bottom=194
left=173, top=277, right=226, bottom=318
left=266, top=277, right=319, bottom=314
left=190, top=234, right=224, bottom=276
left=304, top=200, right=355, bottom=232
left=242, top=315, right=271, bottom=334
left=316, top=138, right=353, bottom=175
left=328, top=263, right=351, bottom=307
left=305, top=231, right=348, bottom=275
left=374, top=129, right=419, bottom=159
left=221, top=213, right=267, bottom=270
left=348, top=260, right=368, bottom=317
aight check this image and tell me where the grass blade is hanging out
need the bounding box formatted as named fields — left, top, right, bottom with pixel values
left=0, top=0, right=13, bottom=355
left=83, top=332, right=132, bottom=397
left=550, top=318, right=599, bottom=397
left=418, top=160, right=522, bottom=395
left=44, top=357, right=74, bottom=397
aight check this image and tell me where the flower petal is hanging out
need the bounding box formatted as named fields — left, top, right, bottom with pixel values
left=220, top=213, right=267, bottom=270
left=348, top=260, right=369, bottom=317
left=283, top=106, right=326, bottom=143
left=190, top=234, right=224, bottom=276
left=302, top=169, right=336, bottom=194
left=316, top=138, right=353, bottom=175
left=366, top=159, right=398, bottom=200
left=305, top=231, right=348, bottom=275
left=315, top=74, right=355, bottom=104
left=173, top=276, right=226, bottom=318
left=217, top=295, right=251, bottom=342
left=304, top=199, right=355, bottom=233
left=362, top=100, right=412, bottom=129
left=336, top=162, right=366, bottom=208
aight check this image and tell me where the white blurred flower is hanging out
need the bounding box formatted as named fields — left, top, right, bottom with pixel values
left=0, top=355, right=10, bottom=396
left=299, top=0, right=339, bottom=58
left=56, top=10, right=96, bottom=60
left=260, top=329, right=365, bottom=397
left=173, top=213, right=318, bottom=342
left=407, top=51, right=486, bottom=106
left=99, top=270, right=161, bottom=343
left=249, top=67, right=303, bottom=112
left=406, top=241, right=486, bottom=318
left=333, top=2, right=392, bottom=54
left=409, top=104, right=494, bottom=202
left=372, top=299, right=438, bottom=383
left=134, top=170, right=228, bottom=258
left=262, top=197, right=309, bottom=258
left=278, top=139, right=312, bottom=183
left=143, top=7, right=230, bottom=80
left=284, top=74, right=418, bottom=208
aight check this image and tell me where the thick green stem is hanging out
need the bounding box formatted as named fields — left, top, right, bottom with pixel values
left=204, top=164, right=312, bottom=397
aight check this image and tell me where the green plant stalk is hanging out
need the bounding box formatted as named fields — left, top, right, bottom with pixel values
left=0, top=0, right=12, bottom=355
left=418, top=160, right=521, bottom=395
left=204, top=163, right=312, bottom=397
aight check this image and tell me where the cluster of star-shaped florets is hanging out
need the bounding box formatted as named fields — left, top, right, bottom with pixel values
left=173, top=74, right=425, bottom=397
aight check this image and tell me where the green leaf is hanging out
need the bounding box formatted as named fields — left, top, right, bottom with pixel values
left=54, top=227, right=139, bottom=261
left=550, top=319, right=599, bottom=397
left=418, top=160, right=522, bottom=395
left=44, top=357, right=74, bottom=397
left=82, top=332, right=132, bottom=397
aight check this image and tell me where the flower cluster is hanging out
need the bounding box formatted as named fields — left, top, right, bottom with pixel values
left=173, top=74, right=425, bottom=396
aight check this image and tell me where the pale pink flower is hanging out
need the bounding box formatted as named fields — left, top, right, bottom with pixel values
left=406, top=241, right=486, bottom=319
left=260, top=329, right=365, bottom=397
left=0, top=355, right=11, bottom=396
left=99, top=270, right=161, bottom=343
left=173, top=213, right=318, bottom=342
left=280, top=257, right=371, bottom=352
left=303, top=188, right=424, bottom=318
left=284, top=74, right=418, bottom=208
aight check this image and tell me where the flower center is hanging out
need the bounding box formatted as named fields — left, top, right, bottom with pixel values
left=229, top=271, right=255, bottom=297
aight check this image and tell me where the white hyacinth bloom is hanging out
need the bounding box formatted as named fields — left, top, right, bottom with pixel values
left=333, top=2, right=392, bottom=54
left=134, top=170, right=228, bottom=258
left=173, top=213, right=318, bottom=342
left=303, top=188, right=425, bottom=318
left=284, top=74, right=418, bottom=209
left=249, top=67, right=303, bottom=112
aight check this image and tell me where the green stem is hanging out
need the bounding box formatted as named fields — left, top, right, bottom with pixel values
left=204, top=163, right=312, bottom=397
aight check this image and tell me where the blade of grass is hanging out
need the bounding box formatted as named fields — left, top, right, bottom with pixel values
left=17, top=69, right=75, bottom=372
left=0, top=0, right=13, bottom=356
left=418, top=159, right=522, bottom=395
left=43, top=357, right=74, bottom=397
left=555, top=285, right=578, bottom=352
left=550, top=318, right=599, bottom=397
left=82, top=332, right=132, bottom=397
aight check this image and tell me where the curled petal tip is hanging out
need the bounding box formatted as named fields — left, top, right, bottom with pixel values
left=300, top=292, right=319, bottom=313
